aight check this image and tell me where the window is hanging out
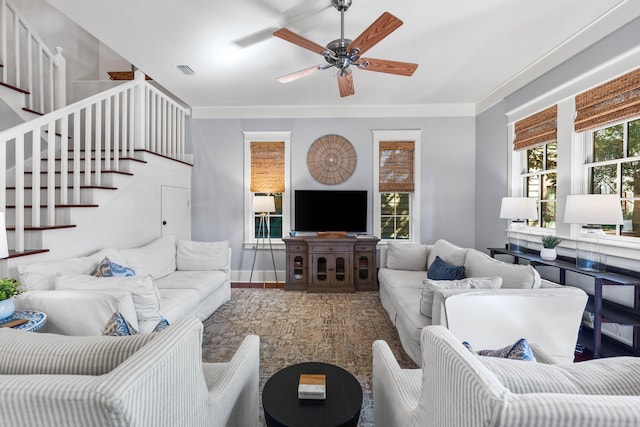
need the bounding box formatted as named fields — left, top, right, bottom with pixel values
left=586, top=118, right=640, bottom=236
left=522, top=141, right=557, bottom=228
left=512, top=104, right=558, bottom=228
left=373, top=130, right=421, bottom=242
left=243, top=132, right=291, bottom=245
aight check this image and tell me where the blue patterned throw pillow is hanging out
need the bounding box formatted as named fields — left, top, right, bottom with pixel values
left=153, top=316, right=170, bottom=332
left=103, top=311, right=138, bottom=336
left=427, top=256, right=465, bottom=280
left=463, top=338, right=537, bottom=362
left=94, top=257, right=136, bottom=277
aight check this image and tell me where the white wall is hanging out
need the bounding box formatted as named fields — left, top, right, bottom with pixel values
left=189, top=116, right=476, bottom=274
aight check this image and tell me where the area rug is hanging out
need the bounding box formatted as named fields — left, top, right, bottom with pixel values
left=201, top=288, right=418, bottom=427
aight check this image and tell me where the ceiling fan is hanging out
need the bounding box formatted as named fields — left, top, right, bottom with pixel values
left=273, top=0, right=418, bottom=97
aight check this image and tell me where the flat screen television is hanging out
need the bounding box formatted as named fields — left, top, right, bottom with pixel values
left=294, top=190, right=367, bottom=233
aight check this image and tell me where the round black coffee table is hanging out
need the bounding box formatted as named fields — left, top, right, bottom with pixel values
left=262, top=362, right=363, bottom=427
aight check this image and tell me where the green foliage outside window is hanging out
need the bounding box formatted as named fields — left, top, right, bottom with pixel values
left=525, top=142, right=557, bottom=228
left=381, top=193, right=410, bottom=239
left=588, top=118, right=640, bottom=237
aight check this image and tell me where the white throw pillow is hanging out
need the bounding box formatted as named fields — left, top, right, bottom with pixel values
left=386, top=242, right=429, bottom=271
left=54, top=274, right=162, bottom=326
left=176, top=240, right=229, bottom=271
left=427, top=239, right=468, bottom=269
left=119, top=235, right=177, bottom=279
left=420, top=277, right=502, bottom=318
left=465, top=249, right=541, bottom=289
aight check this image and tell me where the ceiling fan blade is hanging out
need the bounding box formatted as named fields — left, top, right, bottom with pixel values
left=337, top=72, right=355, bottom=97
left=273, top=28, right=327, bottom=55
left=276, top=64, right=327, bottom=83
left=357, top=58, right=418, bottom=76
left=348, top=12, right=403, bottom=56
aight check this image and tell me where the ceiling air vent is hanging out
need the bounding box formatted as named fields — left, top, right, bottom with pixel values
left=177, top=65, right=195, bottom=75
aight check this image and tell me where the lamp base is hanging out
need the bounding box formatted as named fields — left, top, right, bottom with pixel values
left=576, top=226, right=607, bottom=272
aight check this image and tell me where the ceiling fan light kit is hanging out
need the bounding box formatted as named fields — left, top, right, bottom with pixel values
left=273, top=0, right=418, bottom=97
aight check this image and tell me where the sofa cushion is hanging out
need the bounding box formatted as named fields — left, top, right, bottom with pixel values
left=420, top=277, right=502, bottom=317
left=157, top=288, right=201, bottom=324
left=176, top=239, right=229, bottom=271
left=55, top=274, right=162, bottom=327
left=427, top=239, right=468, bottom=269
left=154, top=270, right=228, bottom=300
left=94, top=257, right=136, bottom=277
left=119, top=235, right=177, bottom=279
left=386, top=242, right=429, bottom=271
left=427, top=256, right=465, bottom=280
left=465, top=249, right=541, bottom=289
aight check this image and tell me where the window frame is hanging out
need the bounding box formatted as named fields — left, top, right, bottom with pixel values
left=584, top=117, right=640, bottom=237
left=373, top=130, right=422, bottom=242
left=519, top=140, right=558, bottom=229
left=243, top=131, right=291, bottom=247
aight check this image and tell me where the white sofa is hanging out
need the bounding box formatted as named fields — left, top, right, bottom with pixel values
left=15, top=235, right=231, bottom=335
left=373, top=325, right=640, bottom=427
left=378, top=239, right=588, bottom=365
left=0, top=317, right=260, bottom=427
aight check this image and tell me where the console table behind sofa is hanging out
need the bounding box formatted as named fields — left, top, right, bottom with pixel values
left=489, top=247, right=640, bottom=358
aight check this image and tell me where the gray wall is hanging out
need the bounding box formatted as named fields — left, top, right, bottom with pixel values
left=474, top=16, right=640, bottom=255
left=189, top=116, right=476, bottom=273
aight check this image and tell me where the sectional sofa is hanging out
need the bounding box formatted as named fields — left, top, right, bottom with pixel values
left=15, top=235, right=231, bottom=335
left=378, top=239, right=588, bottom=365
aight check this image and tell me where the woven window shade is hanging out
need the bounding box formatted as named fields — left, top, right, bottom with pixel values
left=513, top=105, right=557, bottom=151
left=250, top=141, right=285, bottom=193
left=575, top=68, right=640, bottom=132
left=379, top=141, right=414, bottom=192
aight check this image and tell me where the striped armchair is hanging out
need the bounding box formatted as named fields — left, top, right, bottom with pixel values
left=373, top=325, right=640, bottom=427
left=0, top=317, right=260, bottom=427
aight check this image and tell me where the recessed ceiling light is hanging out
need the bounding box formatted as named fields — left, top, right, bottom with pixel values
left=177, top=65, right=195, bottom=75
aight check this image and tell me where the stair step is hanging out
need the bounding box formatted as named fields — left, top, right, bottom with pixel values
left=7, top=249, right=50, bottom=259
left=6, top=204, right=99, bottom=209
left=0, top=81, right=29, bottom=95
left=6, top=224, right=76, bottom=231
left=23, top=107, right=44, bottom=116
left=25, top=170, right=133, bottom=176
left=108, top=71, right=152, bottom=80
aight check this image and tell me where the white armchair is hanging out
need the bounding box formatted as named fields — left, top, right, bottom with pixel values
left=373, top=325, right=640, bottom=427
left=0, top=317, right=260, bottom=427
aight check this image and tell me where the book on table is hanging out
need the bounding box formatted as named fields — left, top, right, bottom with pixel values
left=298, top=373, right=326, bottom=400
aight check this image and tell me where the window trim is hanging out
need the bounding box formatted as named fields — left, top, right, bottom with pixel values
left=373, top=129, right=422, bottom=242
left=243, top=131, right=291, bottom=247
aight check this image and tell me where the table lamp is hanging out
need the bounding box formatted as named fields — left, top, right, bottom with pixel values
left=563, top=194, right=623, bottom=272
left=499, top=197, right=537, bottom=253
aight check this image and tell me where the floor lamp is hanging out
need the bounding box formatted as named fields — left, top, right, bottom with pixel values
left=499, top=197, right=538, bottom=253
left=249, top=195, right=278, bottom=287
left=564, top=194, right=623, bottom=272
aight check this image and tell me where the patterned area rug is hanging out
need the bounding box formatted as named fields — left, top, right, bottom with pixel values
left=201, top=289, right=417, bottom=427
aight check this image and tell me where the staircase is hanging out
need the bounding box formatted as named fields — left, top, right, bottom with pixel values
left=0, top=0, right=191, bottom=271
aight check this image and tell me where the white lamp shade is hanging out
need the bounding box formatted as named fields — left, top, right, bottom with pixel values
left=564, top=194, right=623, bottom=225
left=253, top=195, right=276, bottom=214
left=499, top=197, right=537, bottom=219
left=0, top=213, right=8, bottom=258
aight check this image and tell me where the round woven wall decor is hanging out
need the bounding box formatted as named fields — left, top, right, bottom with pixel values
left=307, top=134, right=357, bottom=185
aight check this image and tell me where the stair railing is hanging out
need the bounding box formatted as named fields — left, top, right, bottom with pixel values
left=0, top=0, right=66, bottom=114
left=0, top=72, right=190, bottom=252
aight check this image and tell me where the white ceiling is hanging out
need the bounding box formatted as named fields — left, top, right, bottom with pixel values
left=45, top=0, right=640, bottom=117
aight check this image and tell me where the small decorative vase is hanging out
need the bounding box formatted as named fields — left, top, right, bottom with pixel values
left=540, top=248, right=557, bottom=261
left=0, top=298, right=15, bottom=321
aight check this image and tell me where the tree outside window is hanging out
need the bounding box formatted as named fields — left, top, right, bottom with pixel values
left=380, top=193, right=410, bottom=239
left=253, top=193, right=283, bottom=239
left=524, top=142, right=557, bottom=228
left=588, top=118, right=640, bottom=236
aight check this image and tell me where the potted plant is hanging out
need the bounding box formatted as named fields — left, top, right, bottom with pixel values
left=0, top=277, right=22, bottom=321
left=540, top=236, right=561, bottom=261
